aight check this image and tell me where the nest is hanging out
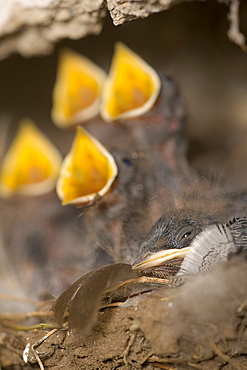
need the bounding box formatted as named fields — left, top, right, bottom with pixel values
left=0, top=252, right=247, bottom=369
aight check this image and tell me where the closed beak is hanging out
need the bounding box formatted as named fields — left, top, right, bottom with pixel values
left=132, top=247, right=191, bottom=272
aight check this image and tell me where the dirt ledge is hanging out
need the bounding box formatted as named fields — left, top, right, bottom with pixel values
left=1, top=252, right=246, bottom=370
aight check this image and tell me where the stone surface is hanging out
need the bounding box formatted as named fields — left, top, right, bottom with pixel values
left=0, top=0, right=188, bottom=59
left=0, top=0, right=106, bottom=59
left=107, top=0, right=185, bottom=25
left=0, top=0, right=245, bottom=59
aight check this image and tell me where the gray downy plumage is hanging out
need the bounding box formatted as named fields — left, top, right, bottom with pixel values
left=177, top=217, right=247, bottom=275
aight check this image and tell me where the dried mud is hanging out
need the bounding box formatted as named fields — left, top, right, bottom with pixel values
left=1, top=252, right=247, bottom=370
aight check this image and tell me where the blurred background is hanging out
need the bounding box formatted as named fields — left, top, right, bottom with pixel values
left=0, top=0, right=247, bottom=304
left=0, top=1, right=247, bottom=175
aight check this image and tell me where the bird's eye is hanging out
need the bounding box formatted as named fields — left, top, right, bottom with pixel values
left=122, top=158, right=132, bottom=166
left=182, top=231, right=192, bottom=239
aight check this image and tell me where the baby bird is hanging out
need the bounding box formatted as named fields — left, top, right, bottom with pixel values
left=132, top=209, right=217, bottom=278
left=132, top=211, right=247, bottom=278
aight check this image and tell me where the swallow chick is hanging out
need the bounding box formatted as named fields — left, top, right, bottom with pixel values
left=133, top=213, right=247, bottom=279
left=132, top=209, right=217, bottom=278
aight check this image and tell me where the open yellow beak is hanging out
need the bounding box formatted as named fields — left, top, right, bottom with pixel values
left=132, top=247, right=191, bottom=272
left=56, top=126, right=118, bottom=205
left=101, top=42, right=161, bottom=122
left=52, top=49, right=106, bottom=128
left=0, top=119, right=62, bottom=197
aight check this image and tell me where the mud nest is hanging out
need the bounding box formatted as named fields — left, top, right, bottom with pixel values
left=0, top=250, right=246, bottom=370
